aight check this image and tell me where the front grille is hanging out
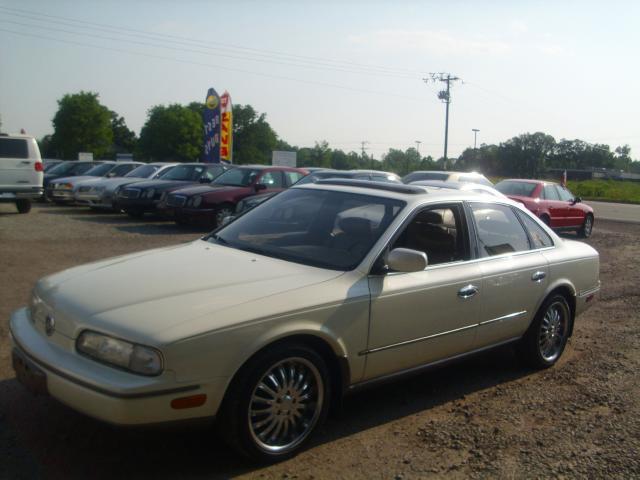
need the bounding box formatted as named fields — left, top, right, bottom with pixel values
left=167, top=195, right=187, bottom=208
left=120, top=188, right=140, bottom=199
left=78, top=186, right=91, bottom=193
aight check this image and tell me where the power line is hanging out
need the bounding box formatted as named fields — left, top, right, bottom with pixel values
left=0, top=5, right=427, bottom=78
left=0, top=28, right=430, bottom=102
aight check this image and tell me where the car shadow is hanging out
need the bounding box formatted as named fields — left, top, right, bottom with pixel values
left=0, top=345, right=534, bottom=479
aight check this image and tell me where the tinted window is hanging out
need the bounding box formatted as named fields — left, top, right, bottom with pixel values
left=85, top=163, right=115, bottom=176
left=516, top=210, right=554, bottom=249
left=259, top=171, right=284, bottom=188
left=70, top=162, right=98, bottom=175
left=0, top=138, right=28, bottom=158
left=213, top=168, right=261, bottom=186
left=126, top=165, right=159, bottom=178
left=161, top=164, right=205, bottom=181
left=372, top=173, right=400, bottom=183
left=48, top=162, right=75, bottom=174
left=110, top=163, right=137, bottom=177
left=557, top=186, right=574, bottom=202
left=495, top=181, right=538, bottom=197
left=201, top=165, right=226, bottom=182
left=542, top=185, right=560, bottom=201
left=211, top=189, right=405, bottom=270
left=393, top=205, right=467, bottom=266
left=294, top=171, right=352, bottom=185
left=284, top=171, right=304, bottom=186
left=471, top=203, right=530, bottom=257
left=458, top=175, right=492, bottom=187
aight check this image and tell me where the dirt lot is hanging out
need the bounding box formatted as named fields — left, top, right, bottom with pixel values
left=1, top=203, right=639, bottom=479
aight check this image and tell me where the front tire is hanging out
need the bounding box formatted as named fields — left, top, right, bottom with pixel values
left=214, top=204, right=235, bottom=227
left=16, top=199, right=31, bottom=214
left=516, top=294, right=571, bottom=369
left=219, top=343, right=331, bottom=462
left=579, top=214, right=593, bottom=238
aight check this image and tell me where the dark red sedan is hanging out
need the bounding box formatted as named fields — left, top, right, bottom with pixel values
left=495, top=179, right=594, bottom=237
left=159, top=165, right=308, bottom=226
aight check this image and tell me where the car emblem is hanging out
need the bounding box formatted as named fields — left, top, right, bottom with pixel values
left=44, top=315, right=55, bottom=336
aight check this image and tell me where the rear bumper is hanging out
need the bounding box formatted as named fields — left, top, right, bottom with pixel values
left=575, top=282, right=600, bottom=317
left=9, top=307, right=226, bottom=425
left=0, top=187, right=43, bottom=201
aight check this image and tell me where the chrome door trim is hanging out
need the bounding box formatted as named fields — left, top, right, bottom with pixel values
left=478, top=310, right=527, bottom=326
left=350, top=336, right=522, bottom=392
left=358, top=323, right=477, bottom=356
left=360, top=310, right=527, bottom=356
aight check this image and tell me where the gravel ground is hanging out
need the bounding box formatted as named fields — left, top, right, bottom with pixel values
left=1, top=203, right=638, bottom=479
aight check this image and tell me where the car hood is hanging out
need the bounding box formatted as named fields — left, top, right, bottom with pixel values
left=51, top=175, right=97, bottom=186
left=170, top=184, right=239, bottom=197
left=35, top=240, right=343, bottom=344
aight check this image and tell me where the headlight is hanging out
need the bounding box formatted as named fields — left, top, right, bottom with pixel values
left=76, top=331, right=163, bottom=376
left=145, top=188, right=156, bottom=199
left=192, top=196, right=202, bottom=207
left=59, top=183, right=73, bottom=190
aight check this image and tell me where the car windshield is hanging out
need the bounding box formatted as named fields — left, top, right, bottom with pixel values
left=85, top=163, right=115, bottom=176
left=160, top=164, right=206, bottom=181
left=495, top=181, right=538, bottom=197
left=47, top=162, right=75, bottom=174
left=125, top=164, right=158, bottom=178
left=294, top=172, right=354, bottom=186
left=213, top=168, right=261, bottom=186
left=403, top=172, right=448, bottom=183
left=209, top=188, right=405, bottom=271
left=69, top=162, right=99, bottom=175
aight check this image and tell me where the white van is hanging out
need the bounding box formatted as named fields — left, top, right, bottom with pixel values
left=0, top=134, right=44, bottom=213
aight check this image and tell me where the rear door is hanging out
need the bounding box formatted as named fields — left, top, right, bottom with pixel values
left=541, top=184, right=567, bottom=227
left=0, top=137, right=35, bottom=189
left=467, top=202, right=550, bottom=347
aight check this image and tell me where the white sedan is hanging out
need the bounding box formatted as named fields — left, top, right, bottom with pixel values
left=10, top=179, right=600, bottom=461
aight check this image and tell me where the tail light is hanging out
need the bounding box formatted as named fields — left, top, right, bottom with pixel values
left=35, top=162, right=43, bottom=172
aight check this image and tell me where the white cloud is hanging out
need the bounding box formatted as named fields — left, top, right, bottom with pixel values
left=509, top=20, right=529, bottom=34
left=348, top=29, right=512, bottom=57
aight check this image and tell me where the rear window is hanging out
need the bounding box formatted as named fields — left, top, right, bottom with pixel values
left=458, top=175, right=493, bottom=187
left=0, top=138, right=28, bottom=159
left=495, top=181, right=538, bottom=197
left=403, top=172, right=448, bottom=183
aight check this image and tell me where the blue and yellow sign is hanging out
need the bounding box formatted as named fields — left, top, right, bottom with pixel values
left=203, top=87, right=221, bottom=163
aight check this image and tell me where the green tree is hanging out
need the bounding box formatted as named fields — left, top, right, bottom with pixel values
left=137, top=104, right=202, bottom=162
left=500, top=132, right=556, bottom=177
left=110, top=111, right=137, bottom=156
left=232, top=104, right=278, bottom=164
left=51, top=91, right=113, bottom=159
left=614, top=145, right=632, bottom=172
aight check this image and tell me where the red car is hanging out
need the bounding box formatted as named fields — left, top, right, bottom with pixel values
left=494, top=179, right=594, bottom=237
left=159, top=165, right=308, bottom=226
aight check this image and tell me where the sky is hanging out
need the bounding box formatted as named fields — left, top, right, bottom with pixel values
left=1, top=0, right=639, bottom=161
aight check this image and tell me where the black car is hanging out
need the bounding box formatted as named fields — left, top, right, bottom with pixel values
left=116, top=163, right=231, bottom=217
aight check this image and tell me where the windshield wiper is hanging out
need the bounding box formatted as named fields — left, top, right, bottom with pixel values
left=209, top=234, right=229, bottom=245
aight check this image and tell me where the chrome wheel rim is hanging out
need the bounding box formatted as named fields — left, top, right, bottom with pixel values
left=215, top=207, right=233, bottom=225
left=248, top=357, right=323, bottom=453
left=584, top=216, right=593, bottom=236
left=539, top=301, right=568, bottom=362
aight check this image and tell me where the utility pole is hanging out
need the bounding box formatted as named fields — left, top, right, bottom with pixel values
left=424, top=73, right=462, bottom=170
left=472, top=129, right=480, bottom=149
left=361, top=141, right=370, bottom=169
left=415, top=140, right=421, bottom=156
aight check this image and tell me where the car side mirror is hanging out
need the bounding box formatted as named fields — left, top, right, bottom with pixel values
left=387, top=248, right=428, bottom=273
left=255, top=183, right=267, bottom=191
left=572, top=196, right=582, bottom=204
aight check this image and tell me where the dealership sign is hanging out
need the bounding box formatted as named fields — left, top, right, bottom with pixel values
left=202, top=87, right=221, bottom=163
left=220, top=91, right=233, bottom=163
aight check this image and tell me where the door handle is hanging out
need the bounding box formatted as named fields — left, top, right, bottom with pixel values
left=19, top=161, right=31, bottom=164
left=458, top=284, right=479, bottom=299
left=531, top=271, right=546, bottom=282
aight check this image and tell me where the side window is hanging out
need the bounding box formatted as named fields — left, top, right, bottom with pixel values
left=470, top=203, right=530, bottom=257
left=284, top=171, right=304, bottom=186
left=542, top=185, right=560, bottom=201
left=260, top=171, right=284, bottom=188
left=392, top=205, right=468, bottom=266
left=556, top=186, right=574, bottom=202
left=516, top=210, right=554, bottom=249
left=201, top=166, right=223, bottom=182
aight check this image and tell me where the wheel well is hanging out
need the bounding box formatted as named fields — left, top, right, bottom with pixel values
left=548, top=285, right=576, bottom=336
left=228, top=334, right=349, bottom=411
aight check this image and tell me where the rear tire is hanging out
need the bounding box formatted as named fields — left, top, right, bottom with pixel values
left=579, top=214, right=593, bottom=238
left=516, top=294, right=571, bottom=369
left=16, top=199, right=31, bottom=214
left=218, top=343, right=331, bottom=463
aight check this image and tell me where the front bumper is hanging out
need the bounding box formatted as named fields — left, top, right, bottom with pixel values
left=175, top=207, right=216, bottom=223
left=74, top=192, right=114, bottom=208
left=117, top=197, right=161, bottom=213
left=47, top=189, right=75, bottom=202
left=9, top=307, right=226, bottom=425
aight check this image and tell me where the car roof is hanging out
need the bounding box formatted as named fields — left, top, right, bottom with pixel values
left=499, top=178, right=545, bottom=184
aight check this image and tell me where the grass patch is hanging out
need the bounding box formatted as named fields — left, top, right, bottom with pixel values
left=566, top=179, right=640, bottom=204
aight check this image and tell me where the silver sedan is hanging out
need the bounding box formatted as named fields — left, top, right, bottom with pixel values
left=10, top=179, right=599, bottom=462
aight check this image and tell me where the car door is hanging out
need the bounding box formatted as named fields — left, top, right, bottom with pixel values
left=541, top=184, right=566, bottom=227
left=556, top=185, right=584, bottom=228
left=364, top=202, right=483, bottom=380
left=467, top=202, right=550, bottom=347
